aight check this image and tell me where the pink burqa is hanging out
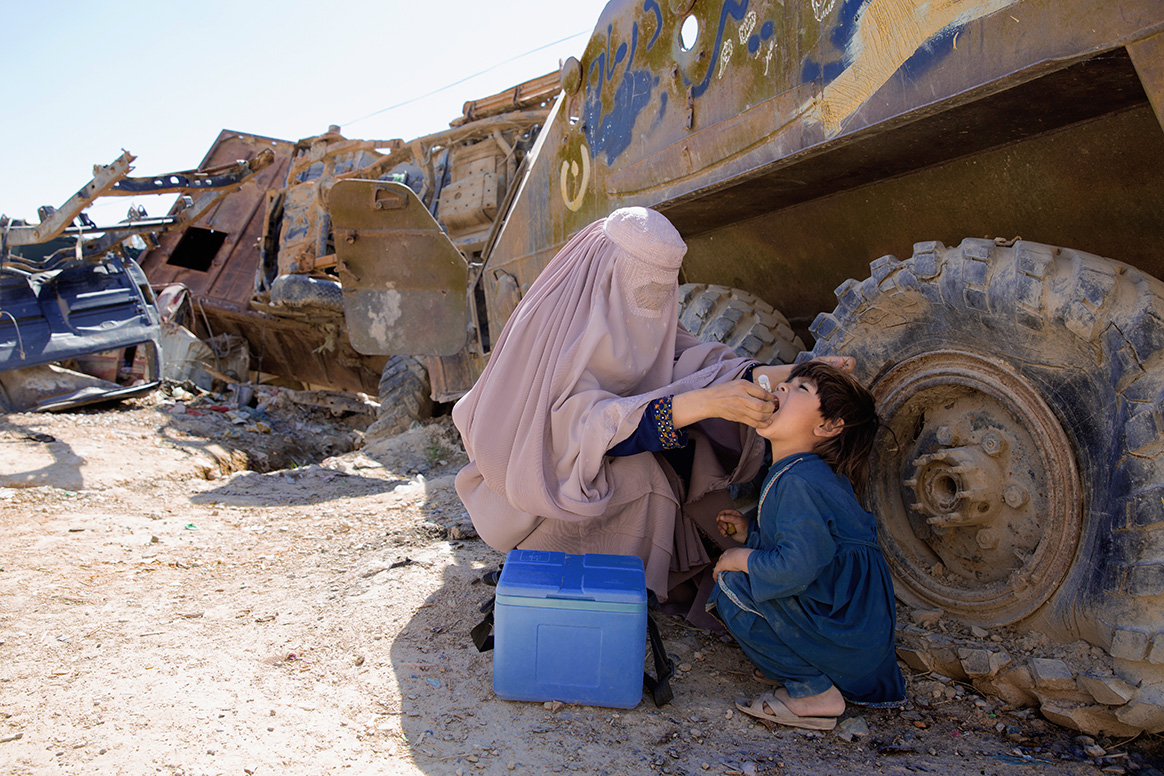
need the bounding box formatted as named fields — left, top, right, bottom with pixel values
left=452, top=208, right=767, bottom=600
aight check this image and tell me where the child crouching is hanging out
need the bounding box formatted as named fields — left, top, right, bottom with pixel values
left=708, top=360, right=906, bottom=730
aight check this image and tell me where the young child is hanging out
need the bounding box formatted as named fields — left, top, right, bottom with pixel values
left=708, top=360, right=906, bottom=730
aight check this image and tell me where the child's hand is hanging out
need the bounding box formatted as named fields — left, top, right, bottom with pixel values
left=716, top=509, right=748, bottom=541
left=713, top=547, right=753, bottom=580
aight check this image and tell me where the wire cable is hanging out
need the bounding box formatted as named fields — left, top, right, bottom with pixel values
left=341, top=30, right=587, bottom=128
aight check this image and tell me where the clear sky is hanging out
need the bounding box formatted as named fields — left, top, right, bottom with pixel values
left=0, top=0, right=610, bottom=226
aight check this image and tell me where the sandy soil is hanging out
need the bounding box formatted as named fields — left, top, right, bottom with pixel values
left=1, top=386, right=1161, bottom=776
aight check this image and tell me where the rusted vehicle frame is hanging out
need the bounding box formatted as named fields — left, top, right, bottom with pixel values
left=1, top=149, right=275, bottom=411
left=139, top=74, right=559, bottom=401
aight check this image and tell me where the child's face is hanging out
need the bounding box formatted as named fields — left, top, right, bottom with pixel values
left=756, top=376, right=828, bottom=446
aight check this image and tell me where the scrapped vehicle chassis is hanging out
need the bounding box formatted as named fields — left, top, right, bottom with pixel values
left=136, top=74, right=560, bottom=419
left=1, top=150, right=273, bottom=411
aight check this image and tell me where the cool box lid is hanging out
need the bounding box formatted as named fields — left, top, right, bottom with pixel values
left=496, top=550, right=647, bottom=605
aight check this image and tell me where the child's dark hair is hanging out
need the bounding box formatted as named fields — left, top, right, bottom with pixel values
left=790, top=360, right=880, bottom=495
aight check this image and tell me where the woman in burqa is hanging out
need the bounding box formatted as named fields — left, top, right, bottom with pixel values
left=453, top=207, right=840, bottom=619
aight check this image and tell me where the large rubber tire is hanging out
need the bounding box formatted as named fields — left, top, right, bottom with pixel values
left=810, top=238, right=1164, bottom=727
left=374, top=355, right=433, bottom=437
left=678, top=283, right=804, bottom=363
left=268, top=274, right=343, bottom=313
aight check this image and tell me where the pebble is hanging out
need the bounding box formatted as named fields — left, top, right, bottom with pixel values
left=725, top=710, right=733, bottom=720
left=911, top=609, right=943, bottom=627
left=1086, top=745, right=1108, bottom=758
left=742, top=762, right=758, bottom=776
left=836, top=716, right=870, bottom=741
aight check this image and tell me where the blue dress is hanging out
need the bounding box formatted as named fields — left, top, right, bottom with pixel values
left=708, top=453, right=906, bottom=705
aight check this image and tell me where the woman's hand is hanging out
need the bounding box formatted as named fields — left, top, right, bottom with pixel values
left=671, top=380, right=774, bottom=429
left=713, top=547, right=753, bottom=580
left=716, top=509, right=748, bottom=541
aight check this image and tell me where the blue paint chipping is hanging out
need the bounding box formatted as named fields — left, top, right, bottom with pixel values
left=801, top=59, right=846, bottom=85
left=656, top=91, right=668, bottom=127
left=899, top=27, right=957, bottom=79
left=801, top=0, right=863, bottom=85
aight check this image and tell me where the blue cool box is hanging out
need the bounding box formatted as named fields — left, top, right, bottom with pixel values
left=493, top=550, right=647, bottom=709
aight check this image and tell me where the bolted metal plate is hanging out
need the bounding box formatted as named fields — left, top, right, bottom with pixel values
left=330, top=179, right=469, bottom=356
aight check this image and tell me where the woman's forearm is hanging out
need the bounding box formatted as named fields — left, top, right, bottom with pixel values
left=670, top=389, right=713, bottom=429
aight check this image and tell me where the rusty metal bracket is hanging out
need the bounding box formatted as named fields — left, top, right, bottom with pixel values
left=108, top=149, right=275, bottom=196
left=7, top=152, right=135, bottom=247
left=372, top=186, right=409, bottom=211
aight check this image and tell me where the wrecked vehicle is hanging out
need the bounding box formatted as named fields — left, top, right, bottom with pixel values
left=329, top=0, right=1164, bottom=736
left=137, top=73, right=560, bottom=434
left=0, top=150, right=272, bottom=411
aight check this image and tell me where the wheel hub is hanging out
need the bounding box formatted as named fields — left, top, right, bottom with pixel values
left=869, top=350, right=1083, bottom=625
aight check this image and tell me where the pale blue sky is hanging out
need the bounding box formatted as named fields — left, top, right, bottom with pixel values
left=0, top=0, right=609, bottom=226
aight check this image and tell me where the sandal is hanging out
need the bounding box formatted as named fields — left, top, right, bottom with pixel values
left=735, top=692, right=836, bottom=731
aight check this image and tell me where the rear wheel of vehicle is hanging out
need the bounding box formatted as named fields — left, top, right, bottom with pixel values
left=810, top=238, right=1164, bottom=723
left=373, top=355, right=433, bottom=437
left=678, top=283, right=804, bottom=363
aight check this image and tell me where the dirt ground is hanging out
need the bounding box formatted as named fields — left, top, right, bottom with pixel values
left=2, top=384, right=1163, bottom=776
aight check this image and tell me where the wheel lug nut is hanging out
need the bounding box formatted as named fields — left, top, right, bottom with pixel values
left=1003, top=484, right=1029, bottom=508
left=935, top=426, right=953, bottom=445
left=976, top=528, right=1000, bottom=550
left=981, top=431, right=1003, bottom=455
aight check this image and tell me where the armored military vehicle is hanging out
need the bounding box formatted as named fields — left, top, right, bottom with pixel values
left=330, top=0, right=1164, bottom=735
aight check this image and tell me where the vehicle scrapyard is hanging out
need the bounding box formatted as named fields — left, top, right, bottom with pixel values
left=4, top=0, right=1164, bottom=771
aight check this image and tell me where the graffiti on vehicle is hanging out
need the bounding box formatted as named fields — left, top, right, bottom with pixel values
left=582, top=1, right=666, bottom=166
left=716, top=10, right=780, bottom=80
left=560, top=143, right=592, bottom=212
left=806, top=0, right=1020, bottom=136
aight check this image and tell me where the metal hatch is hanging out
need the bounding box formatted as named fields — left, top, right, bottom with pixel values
left=329, top=179, right=469, bottom=356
